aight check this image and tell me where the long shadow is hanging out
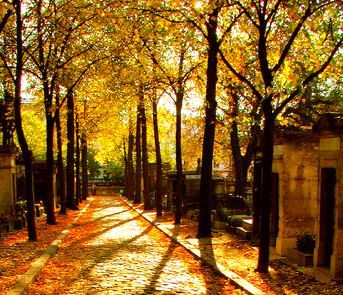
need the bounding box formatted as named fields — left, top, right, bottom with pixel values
left=68, top=222, right=156, bottom=284
left=62, top=196, right=226, bottom=293
left=142, top=220, right=227, bottom=294
left=66, top=214, right=142, bottom=249
left=59, top=197, right=158, bottom=283
left=65, top=197, right=140, bottom=247
left=75, top=208, right=132, bottom=227
left=197, top=235, right=227, bottom=294
left=142, top=224, right=180, bottom=293
left=257, top=259, right=319, bottom=295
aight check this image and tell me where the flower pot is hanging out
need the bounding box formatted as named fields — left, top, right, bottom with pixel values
left=287, top=248, right=313, bottom=267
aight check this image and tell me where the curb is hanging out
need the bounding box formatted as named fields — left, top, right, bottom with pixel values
left=7, top=199, right=93, bottom=295
left=122, top=197, right=265, bottom=295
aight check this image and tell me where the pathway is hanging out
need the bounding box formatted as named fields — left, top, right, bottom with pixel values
left=23, top=196, right=243, bottom=294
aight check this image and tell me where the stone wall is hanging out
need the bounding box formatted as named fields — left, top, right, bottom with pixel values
left=0, top=151, right=17, bottom=215
left=273, top=134, right=319, bottom=256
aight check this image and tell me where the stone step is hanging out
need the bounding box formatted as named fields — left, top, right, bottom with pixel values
left=236, top=226, right=252, bottom=240
left=242, top=218, right=253, bottom=231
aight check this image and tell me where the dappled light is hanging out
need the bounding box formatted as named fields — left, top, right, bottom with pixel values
left=0, top=0, right=342, bottom=294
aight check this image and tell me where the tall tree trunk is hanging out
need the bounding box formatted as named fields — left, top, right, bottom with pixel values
left=81, top=132, right=88, bottom=200
left=257, top=100, right=274, bottom=273
left=124, top=140, right=128, bottom=195
left=66, top=91, right=77, bottom=209
left=197, top=7, right=219, bottom=238
left=231, top=124, right=258, bottom=198
left=1, top=90, right=15, bottom=146
left=152, top=97, right=163, bottom=217
left=13, top=0, right=37, bottom=241
left=75, top=115, right=81, bottom=205
left=37, top=0, right=55, bottom=225
left=256, top=12, right=274, bottom=273
left=0, top=8, right=12, bottom=33
left=134, top=104, right=141, bottom=204
left=45, top=98, right=56, bottom=224
left=56, top=92, right=66, bottom=215
left=175, top=96, right=183, bottom=224
left=140, top=92, right=151, bottom=210
left=230, top=121, right=246, bottom=196
left=174, top=47, right=185, bottom=225
left=126, top=130, right=135, bottom=200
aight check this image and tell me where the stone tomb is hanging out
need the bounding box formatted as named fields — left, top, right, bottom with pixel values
left=269, top=114, right=343, bottom=280
left=313, top=113, right=343, bottom=279
left=0, top=146, right=18, bottom=215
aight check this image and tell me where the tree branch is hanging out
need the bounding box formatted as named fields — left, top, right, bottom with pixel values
left=0, top=9, right=12, bottom=33
left=274, top=37, right=343, bottom=116
left=219, top=49, right=264, bottom=102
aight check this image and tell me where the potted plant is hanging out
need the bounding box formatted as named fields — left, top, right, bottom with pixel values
left=15, top=200, right=27, bottom=214
left=296, top=233, right=315, bottom=254
left=288, top=233, right=315, bottom=267
left=14, top=200, right=27, bottom=229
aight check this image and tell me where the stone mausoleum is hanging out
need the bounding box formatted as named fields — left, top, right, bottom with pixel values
left=262, top=113, right=343, bottom=280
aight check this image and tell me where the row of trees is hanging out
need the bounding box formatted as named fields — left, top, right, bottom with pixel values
left=1, top=0, right=342, bottom=273
left=121, top=0, right=342, bottom=272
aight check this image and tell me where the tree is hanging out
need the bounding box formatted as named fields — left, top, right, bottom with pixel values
left=81, top=131, right=88, bottom=200
left=219, top=0, right=342, bottom=272
left=152, top=88, right=163, bottom=216
left=197, top=3, right=220, bottom=238
left=25, top=0, right=107, bottom=222
left=0, top=87, right=15, bottom=146
left=55, top=88, right=67, bottom=214
left=139, top=16, right=201, bottom=222
left=124, top=121, right=135, bottom=200
left=13, top=0, right=37, bottom=241
left=0, top=7, right=12, bottom=34
left=140, top=87, right=151, bottom=210
left=217, top=83, right=261, bottom=197
left=66, top=90, right=77, bottom=209
left=134, top=102, right=142, bottom=204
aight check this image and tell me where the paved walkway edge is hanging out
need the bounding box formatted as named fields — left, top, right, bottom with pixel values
left=123, top=197, right=265, bottom=295
left=7, top=199, right=93, bottom=295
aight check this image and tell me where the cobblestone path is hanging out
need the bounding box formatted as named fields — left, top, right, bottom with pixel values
left=25, top=196, right=241, bottom=294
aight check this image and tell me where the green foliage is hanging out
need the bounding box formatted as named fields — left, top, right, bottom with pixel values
left=88, top=149, right=101, bottom=179
left=103, top=161, right=125, bottom=185
left=228, top=216, right=243, bottom=227
left=218, top=207, right=232, bottom=222
left=15, top=200, right=27, bottom=210
left=21, top=104, right=46, bottom=159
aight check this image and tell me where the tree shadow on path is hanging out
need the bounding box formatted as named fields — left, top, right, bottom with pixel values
left=142, top=224, right=180, bottom=293
left=197, top=236, right=229, bottom=294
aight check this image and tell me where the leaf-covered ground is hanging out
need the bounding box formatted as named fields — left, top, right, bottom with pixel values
left=138, top=207, right=343, bottom=295
left=25, top=196, right=242, bottom=294
left=0, top=205, right=85, bottom=294
left=1, top=195, right=342, bottom=295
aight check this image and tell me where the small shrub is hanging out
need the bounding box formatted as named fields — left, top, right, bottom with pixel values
left=218, top=207, right=231, bottom=222
left=15, top=200, right=27, bottom=210
left=296, top=233, right=315, bottom=254
left=229, top=216, right=243, bottom=227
